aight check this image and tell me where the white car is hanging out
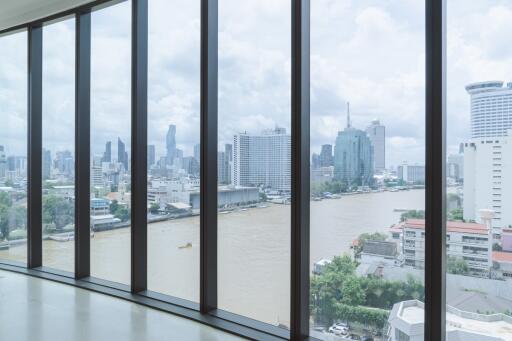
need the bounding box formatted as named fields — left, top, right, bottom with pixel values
left=328, top=323, right=349, bottom=336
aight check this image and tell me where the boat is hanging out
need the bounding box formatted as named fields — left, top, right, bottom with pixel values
left=178, top=242, right=192, bottom=249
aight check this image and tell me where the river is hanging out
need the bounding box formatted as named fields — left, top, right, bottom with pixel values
left=0, top=189, right=425, bottom=327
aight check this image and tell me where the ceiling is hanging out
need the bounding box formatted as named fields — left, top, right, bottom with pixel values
left=0, top=0, right=96, bottom=32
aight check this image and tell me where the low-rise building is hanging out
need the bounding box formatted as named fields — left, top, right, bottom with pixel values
left=401, top=219, right=492, bottom=277
left=492, top=251, right=512, bottom=280
left=360, top=240, right=399, bottom=266
left=388, top=300, right=512, bottom=341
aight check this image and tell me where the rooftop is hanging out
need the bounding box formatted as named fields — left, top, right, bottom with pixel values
left=493, top=251, right=512, bottom=264
left=403, top=219, right=488, bottom=235
left=391, top=300, right=512, bottom=340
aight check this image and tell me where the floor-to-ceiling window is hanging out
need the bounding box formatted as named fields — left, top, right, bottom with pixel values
left=309, top=2, right=425, bottom=340
left=0, top=30, right=28, bottom=265
left=147, top=0, right=201, bottom=302
left=217, top=0, right=291, bottom=327
left=90, top=0, right=132, bottom=285
left=445, top=1, right=512, bottom=339
left=41, top=18, right=75, bottom=273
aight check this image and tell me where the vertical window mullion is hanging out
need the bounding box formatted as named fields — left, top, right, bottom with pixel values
left=425, top=0, right=446, bottom=340
left=200, top=0, right=218, bottom=313
left=27, top=24, right=43, bottom=269
left=131, top=0, right=148, bottom=293
left=75, top=10, right=91, bottom=279
left=290, top=0, right=310, bottom=339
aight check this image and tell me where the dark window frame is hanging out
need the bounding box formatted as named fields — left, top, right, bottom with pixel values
left=0, top=0, right=447, bottom=340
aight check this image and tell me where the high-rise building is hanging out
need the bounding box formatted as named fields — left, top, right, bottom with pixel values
left=319, top=144, right=333, bottom=167
left=311, top=153, right=320, bottom=170
left=225, top=144, right=232, bottom=184
left=118, top=138, right=128, bottom=171
left=334, top=106, right=374, bottom=186
left=397, top=163, right=425, bottom=184
left=166, top=124, right=177, bottom=166
left=55, top=150, right=73, bottom=177
left=232, top=127, right=291, bottom=191
left=463, top=138, right=512, bottom=229
left=147, top=145, right=155, bottom=169
left=43, top=148, right=52, bottom=180
left=466, top=81, right=512, bottom=138
left=182, top=156, right=199, bottom=176
left=102, top=141, right=111, bottom=163
left=193, top=143, right=200, bottom=164
left=0, top=145, right=6, bottom=179
left=218, top=151, right=228, bottom=184
left=366, top=119, right=385, bottom=172
left=447, top=153, right=464, bottom=181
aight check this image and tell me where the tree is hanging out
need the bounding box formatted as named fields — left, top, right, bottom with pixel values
left=42, top=195, right=74, bottom=229
left=149, top=202, right=160, bottom=214
left=114, top=206, right=130, bottom=222
left=400, top=210, right=425, bottom=222
left=447, top=256, right=469, bottom=275
left=340, top=276, right=365, bottom=306
left=448, top=208, right=464, bottom=221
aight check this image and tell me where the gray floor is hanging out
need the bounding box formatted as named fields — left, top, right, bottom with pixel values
left=0, top=270, right=245, bottom=341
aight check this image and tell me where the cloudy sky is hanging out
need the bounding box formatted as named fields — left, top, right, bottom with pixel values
left=1, top=0, right=512, bottom=169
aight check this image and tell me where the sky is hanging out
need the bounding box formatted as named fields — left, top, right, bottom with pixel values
left=1, top=0, right=512, bottom=169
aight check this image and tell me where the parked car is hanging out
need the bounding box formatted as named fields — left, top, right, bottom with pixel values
left=328, top=323, right=349, bottom=335
left=361, top=336, right=374, bottom=341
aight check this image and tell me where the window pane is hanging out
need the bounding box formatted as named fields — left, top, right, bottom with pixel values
left=90, top=1, right=131, bottom=285
left=446, top=1, right=512, bottom=339
left=218, top=0, right=291, bottom=327
left=41, top=18, right=75, bottom=273
left=0, top=31, right=28, bottom=264
left=310, top=2, right=425, bottom=340
left=147, top=0, right=200, bottom=302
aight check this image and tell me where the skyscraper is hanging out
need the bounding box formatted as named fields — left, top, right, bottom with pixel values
left=463, top=81, right=512, bottom=228
left=118, top=138, right=128, bottom=171
left=147, top=145, right=155, bottom=169
left=366, top=119, right=385, bottom=172
left=232, top=127, right=291, bottom=191
left=319, top=144, right=333, bottom=167
left=42, top=148, right=52, bottom=180
left=194, top=144, right=200, bottom=164
left=334, top=106, right=374, bottom=186
left=218, top=151, right=228, bottom=184
left=225, top=144, right=232, bottom=184
left=102, top=141, right=111, bottom=163
left=466, top=81, right=512, bottom=138
left=166, top=124, right=177, bottom=166
left=0, top=145, right=6, bottom=179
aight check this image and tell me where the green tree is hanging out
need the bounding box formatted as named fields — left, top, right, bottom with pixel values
left=149, top=202, right=160, bottom=214
left=42, top=195, right=74, bottom=229
left=448, top=208, right=464, bottom=221
left=400, top=210, right=425, bottom=222
left=447, top=256, right=469, bottom=275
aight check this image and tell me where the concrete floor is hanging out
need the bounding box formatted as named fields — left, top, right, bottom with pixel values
left=0, top=270, right=245, bottom=341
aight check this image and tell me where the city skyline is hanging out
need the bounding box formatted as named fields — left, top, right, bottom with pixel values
left=3, top=1, right=511, bottom=168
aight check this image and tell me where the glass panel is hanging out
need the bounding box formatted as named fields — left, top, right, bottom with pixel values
left=90, top=1, right=131, bottom=285
left=446, top=1, right=512, bottom=339
left=41, top=18, right=76, bottom=273
left=217, top=0, right=291, bottom=327
left=0, top=31, right=28, bottom=264
left=147, top=0, right=201, bottom=302
left=310, top=2, right=425, bottom=340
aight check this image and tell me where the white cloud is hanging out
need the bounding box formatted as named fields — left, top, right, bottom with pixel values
left=1, top=0, right=511, bottom=169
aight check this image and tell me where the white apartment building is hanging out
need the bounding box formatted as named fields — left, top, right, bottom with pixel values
left=147, top=178, right=199, bottom=206
left=466, top=81, right=512, bottom=139
left=232, top=127, right=291, bottom=191
left=397, top=163, right=425, bottom=184
left=463, top=136, right=512, bottom=230
left=388, top=300, right=512, bottom=341
left=366, top=119, right=386, bottom=172
left=402, top=219, right=492, bottom=277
